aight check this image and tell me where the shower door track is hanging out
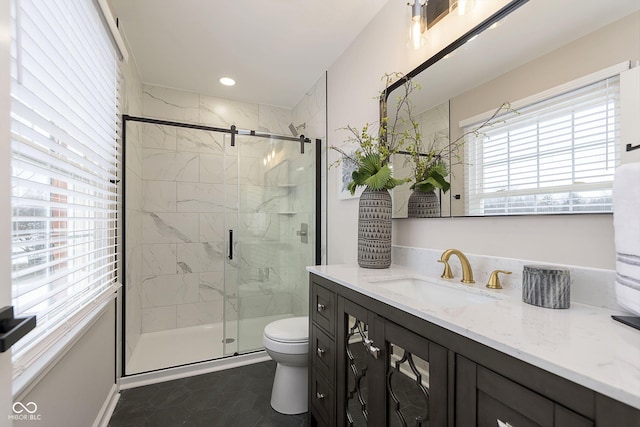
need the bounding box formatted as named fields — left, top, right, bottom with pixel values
left=122, top=115, right=312, bottom=151
left=120, top=114, right=322, bottom=378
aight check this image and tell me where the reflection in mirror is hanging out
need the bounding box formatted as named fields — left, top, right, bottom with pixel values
left=392, top=101, right=450, bottom=218
left=387, top=344, right=430, bottom=427
left=386, top=0, right=640, bottom=218
left=346, top=314, right=370, bottom=426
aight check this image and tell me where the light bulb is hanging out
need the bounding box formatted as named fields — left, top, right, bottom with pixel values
left=408, top=1, right=426, bottom=50
left=410, top=19, right=424, bottom=50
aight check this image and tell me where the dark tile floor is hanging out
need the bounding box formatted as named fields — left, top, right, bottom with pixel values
left=108, top=361, right=308, bottom=427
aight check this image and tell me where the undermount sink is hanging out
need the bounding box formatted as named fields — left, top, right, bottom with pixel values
left=368, top=275, right=503, bottom=308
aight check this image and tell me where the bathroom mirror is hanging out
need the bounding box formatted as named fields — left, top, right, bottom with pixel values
left=388, top=0, right=640, bottom=218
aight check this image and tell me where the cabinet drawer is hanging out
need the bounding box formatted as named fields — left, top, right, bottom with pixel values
left=312, top=284, right=335, bottom=335
left=477, top=365, right=554, bottom=427
left=311, top=325, right=335, bottom=381
left=311, top=368, right=334, bottom=425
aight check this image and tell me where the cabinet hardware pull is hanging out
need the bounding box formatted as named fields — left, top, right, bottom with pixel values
left=363, top=338, right=380, bottom=359
left=497, top=419, right=514, bottom=427
left=317, top=303, right=326, bottom=313
left=316, top=392, right=326, bottom=400
left=316, top=347, right=325, bottom=357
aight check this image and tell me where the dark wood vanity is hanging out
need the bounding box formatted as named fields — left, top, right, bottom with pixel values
left=308, top=273, right=640, bottom=427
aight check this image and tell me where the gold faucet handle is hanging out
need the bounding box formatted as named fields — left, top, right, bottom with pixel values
left=438, top=259, right=454, bottom=279
left=486, top=270, right=512, bottom=289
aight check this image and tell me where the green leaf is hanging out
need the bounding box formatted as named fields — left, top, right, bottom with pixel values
left=359, top=153, right=382, bottom=175
left=429, top=172, right=450, bottom=193
left=364, top=164, right=392, bottom=190
left=347, top=180, right=357, bottom=195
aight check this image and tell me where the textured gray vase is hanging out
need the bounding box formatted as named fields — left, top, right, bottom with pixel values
left=407, top=190, right=440, bottom=218
left=358, top=187, right=392, bottom=269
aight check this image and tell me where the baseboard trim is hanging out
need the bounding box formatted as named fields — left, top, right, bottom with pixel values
left=93, top=383, right=120, bottom=427
left=119, top=351, right=271, bottom=390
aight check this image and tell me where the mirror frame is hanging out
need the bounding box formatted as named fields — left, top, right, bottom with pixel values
left=381, top=0, right=529, bottom=219
left=380, top=0, right=528, bottom=105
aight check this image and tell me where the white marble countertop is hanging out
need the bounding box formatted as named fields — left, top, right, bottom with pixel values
left=307, top=263, right=640, bottom=410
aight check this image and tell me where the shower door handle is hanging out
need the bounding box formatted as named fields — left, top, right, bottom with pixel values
left=228, top=230, right=233, bottom=260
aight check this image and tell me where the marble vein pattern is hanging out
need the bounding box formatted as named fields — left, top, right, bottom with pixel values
left=142, top=212, right=199, bottom=244
left=177, top=128, right=225, bottom=154
left=142, top=273, right=200, bottom=308
left=176, top=183, right=226, bottom=213
left=143, top=180, right=177, bottom=212
left=141, top=122, right=177, bottom=150
left=143, top=85, right=199, bottom=123
left=142, top=244, right=178, bottom=276
left=142, top=149, right=199, bottom=182
left=199, top=95, right=259, bottom=129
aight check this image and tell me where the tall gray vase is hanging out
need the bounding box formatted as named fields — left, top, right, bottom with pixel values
left=407, top=190, right=440, bottom=218
left=358, top=187, right=392, bottom=269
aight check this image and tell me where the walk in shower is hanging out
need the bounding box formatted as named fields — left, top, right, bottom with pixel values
left=123, top=116, right=317, bottom=375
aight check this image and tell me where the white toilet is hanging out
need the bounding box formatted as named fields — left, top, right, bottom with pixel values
left=263, top=316, right=309, bottom=415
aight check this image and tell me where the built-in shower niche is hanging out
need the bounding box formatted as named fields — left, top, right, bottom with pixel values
left=123, top=118, right=315, bottom=375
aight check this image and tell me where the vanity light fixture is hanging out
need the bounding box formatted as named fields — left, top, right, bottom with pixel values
left=408, top=0, right=427, bottom=50
left=219, top=77, right=236, bottom=86
left=450, top=0, right=475, bottom=15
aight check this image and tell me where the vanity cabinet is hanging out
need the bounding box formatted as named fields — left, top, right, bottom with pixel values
left=308, top=273, right=640, bottom=427
left=310, top=279, right=448, bottom=427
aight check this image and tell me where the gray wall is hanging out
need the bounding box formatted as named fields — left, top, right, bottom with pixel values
left=16, top=304, right=116, bottom=427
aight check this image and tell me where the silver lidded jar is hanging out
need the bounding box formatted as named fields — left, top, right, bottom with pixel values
left=522, top=265, right=571, bottom=309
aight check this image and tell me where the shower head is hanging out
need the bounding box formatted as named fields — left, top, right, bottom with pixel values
left=288, top=123, right=306, bottom=137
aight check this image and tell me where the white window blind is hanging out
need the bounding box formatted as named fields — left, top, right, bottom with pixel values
left=464, top=73, right=621, bottom=216
left=10, top=0, right=120, bottom=376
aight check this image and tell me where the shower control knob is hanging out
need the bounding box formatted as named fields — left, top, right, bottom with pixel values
left=317, top=303, right=326, bottom=313
left=316, top=347, right=326, bottom=357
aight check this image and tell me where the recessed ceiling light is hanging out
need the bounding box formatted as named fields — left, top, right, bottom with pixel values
left=219, top=77, right=236, bottom=86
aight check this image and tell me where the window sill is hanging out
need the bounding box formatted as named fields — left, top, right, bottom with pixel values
left=12, top=283, right=120, bottom=400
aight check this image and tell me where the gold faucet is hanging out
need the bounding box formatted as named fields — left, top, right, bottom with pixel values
left=438, top=249, right=475, bottom=284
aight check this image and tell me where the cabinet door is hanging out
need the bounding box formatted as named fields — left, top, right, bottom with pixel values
left=456, top=355, right=594, bottom=427
left=383, top=320, right=448, bottom=427
left=337, top=297, right=386, bottom=427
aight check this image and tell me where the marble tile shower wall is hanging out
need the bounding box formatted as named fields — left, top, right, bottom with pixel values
left=121, top=54, right=144, bottom=366
left=290, top=74, right=327, bottom=316
left=134, top=84, right=321, bottom=334
left=140, top=124, right=231, bottom=332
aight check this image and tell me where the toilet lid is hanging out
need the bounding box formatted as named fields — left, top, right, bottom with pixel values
left=264, top=316, right=309, bottom=343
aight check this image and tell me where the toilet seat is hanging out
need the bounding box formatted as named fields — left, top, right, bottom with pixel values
left=263, top=316, right=309, bottom=343
left=263, top=316, right=309, bottom=355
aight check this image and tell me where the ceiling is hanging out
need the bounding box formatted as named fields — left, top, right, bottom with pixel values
left=110, top=0, right=390, bottom=109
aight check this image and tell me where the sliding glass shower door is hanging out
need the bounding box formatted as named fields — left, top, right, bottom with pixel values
left=227, top=135, right=316, bottom=354
left=124, top=116, right=316, bottom=374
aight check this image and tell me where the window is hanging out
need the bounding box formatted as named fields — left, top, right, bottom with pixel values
left=10, top=0, right=122, bottom=379
left=463, top=65, right=626, bottom=216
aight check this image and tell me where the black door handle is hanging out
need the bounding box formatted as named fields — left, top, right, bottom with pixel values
left=0, top=306, right=36, bottom=353
left=228, top=229, right=233, bottom=260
